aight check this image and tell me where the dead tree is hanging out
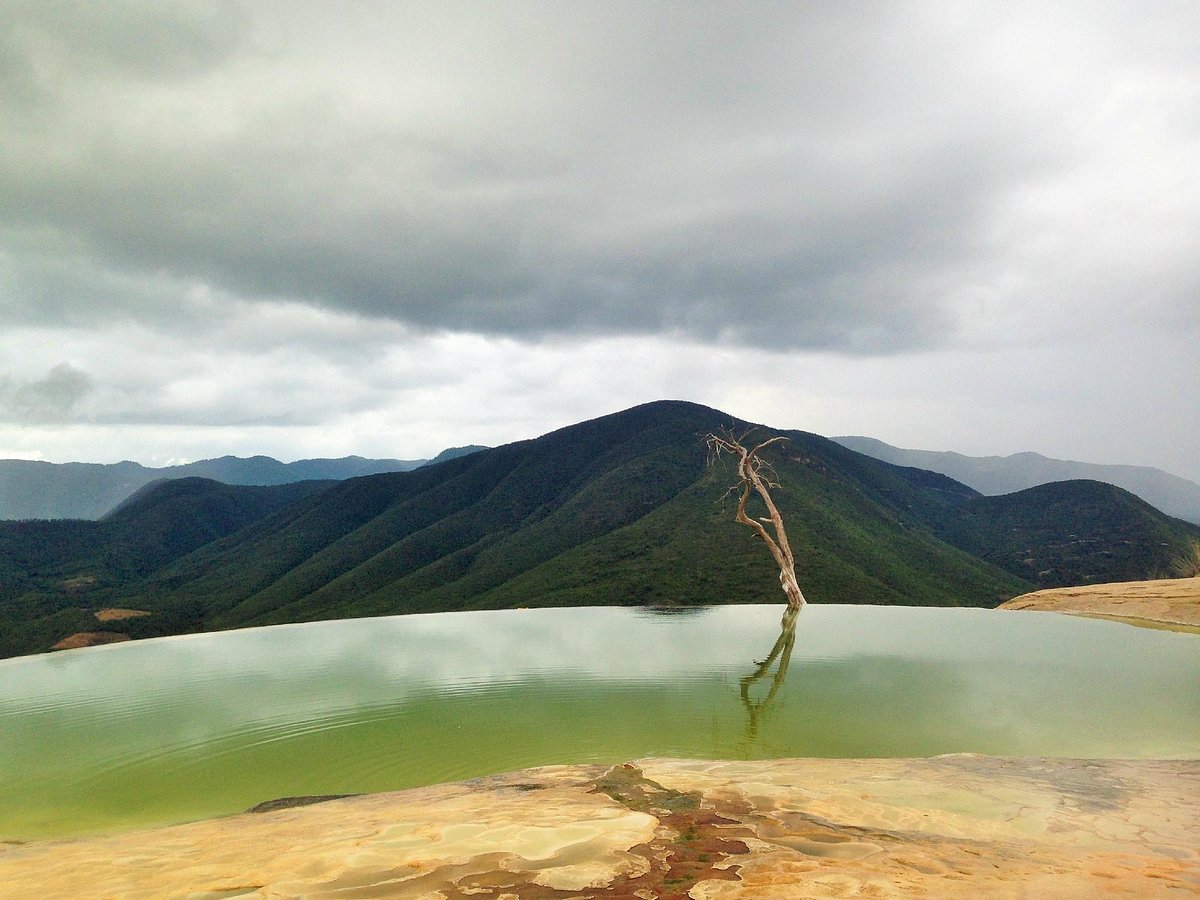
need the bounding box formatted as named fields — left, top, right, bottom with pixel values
left=706, top=430, right=806, bottom=609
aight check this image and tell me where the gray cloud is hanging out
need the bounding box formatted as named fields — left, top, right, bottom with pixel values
left=0, top=2, right=1197, bottom=483
left=4, top=2, right=1195, bottom=354
left=0, top=362, right=94, bottom=423
left=0, top=0, right=248, bottom=93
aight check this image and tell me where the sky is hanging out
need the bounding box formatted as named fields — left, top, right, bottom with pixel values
left=2, top=1, right=1198, bottom=482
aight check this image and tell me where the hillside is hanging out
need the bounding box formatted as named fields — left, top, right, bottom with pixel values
left=833, top=436, right=1200, bottom=524
left=929, top=480, right=1200, bottom=586
left=2, top=401, right=1196, bottom=659
left=87, top=403, right=1019, bottom=633
left=425, top=445, right=489, bottom=466
left=0, top=478, right=334, bottom=657
left=0, top=454, right=426, bottom=521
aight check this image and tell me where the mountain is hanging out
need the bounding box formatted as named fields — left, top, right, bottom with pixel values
left=0, top=478, right=335, bottom=657
left=2, top=401, right=1196, bottom=659
left=924, top=480, right=1199, bottom=587
left=0, top=455, right=428, bottom=521
left=422, top=445, right=489, bottom=466
left=833, top=436, right=1200, bottom=525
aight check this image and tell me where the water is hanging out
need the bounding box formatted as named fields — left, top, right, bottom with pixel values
left=1, top=604, right=1197, bottom=841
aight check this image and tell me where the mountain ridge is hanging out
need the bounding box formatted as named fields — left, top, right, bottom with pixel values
left=833, top=436, right=1200, bottom=524
left=2, top=401, right=1195, bottom=659
left=0, top=451, right=484, bottom=521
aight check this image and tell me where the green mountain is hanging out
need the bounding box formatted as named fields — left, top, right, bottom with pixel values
left=0, top=478, right=333, bottom=657
left=929, top=479, right=1200, bottom=587
left=424, top=445, right=490, bottom=466
left=2, top=401, right=1195, bottom=659
left=833, top=435, right=1200, bottom=525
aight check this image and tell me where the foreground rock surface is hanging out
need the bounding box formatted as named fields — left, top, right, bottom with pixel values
left=2, top=756, right=1197, bottom=898
left=1000, top=575, right=1200, bottom=628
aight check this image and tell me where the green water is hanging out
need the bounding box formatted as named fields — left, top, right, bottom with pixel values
left=1, top=604, right=1197, bottom=840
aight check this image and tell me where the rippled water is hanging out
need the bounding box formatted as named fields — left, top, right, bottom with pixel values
left=1, top=604, right=1197, bottom=840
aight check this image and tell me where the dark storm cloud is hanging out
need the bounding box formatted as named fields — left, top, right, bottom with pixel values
left=2, top=1, right=1198, bottom=362
left=1, top=0, right=1147, bottom=354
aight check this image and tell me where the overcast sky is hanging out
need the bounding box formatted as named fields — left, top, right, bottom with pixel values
left=2, top=1, right=1198, bottom=482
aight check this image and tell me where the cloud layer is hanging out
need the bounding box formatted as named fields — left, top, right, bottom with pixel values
left=7, top=2, right=1198, bottom=347
left=1, top=2, right=1197, bottom=479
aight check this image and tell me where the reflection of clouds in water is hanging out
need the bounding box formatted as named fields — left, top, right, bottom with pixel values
left=2, top=606, right=774, bottom=697
left=5, top=604, right=1197, bottom=845
left=0, top=608, right=779, bottom=759
left=780, top=612, right=1200, bottom=757
left=2, top=605, right=1197, bottom=765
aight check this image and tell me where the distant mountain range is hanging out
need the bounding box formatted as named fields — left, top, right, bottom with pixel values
left=2, top=401, right=1196, bottom=659
left=0, top=446, right=488, bottom=521
left=833, top=437, right=1200, bottom=525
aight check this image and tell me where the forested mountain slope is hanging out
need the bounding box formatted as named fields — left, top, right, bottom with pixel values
left=2, top=401, right=1195, bottom=658
left=0, top=478, right=333, bottom=656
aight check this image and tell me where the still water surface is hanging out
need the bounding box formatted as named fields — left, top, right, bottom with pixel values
left=1, top=604, right=1197, bottom=840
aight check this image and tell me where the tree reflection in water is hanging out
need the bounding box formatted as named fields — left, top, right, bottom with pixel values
left=740, top=605, right=800, bottom=746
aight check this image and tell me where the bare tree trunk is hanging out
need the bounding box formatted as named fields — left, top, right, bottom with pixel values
left=707, top=431, right=807, bottom=609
